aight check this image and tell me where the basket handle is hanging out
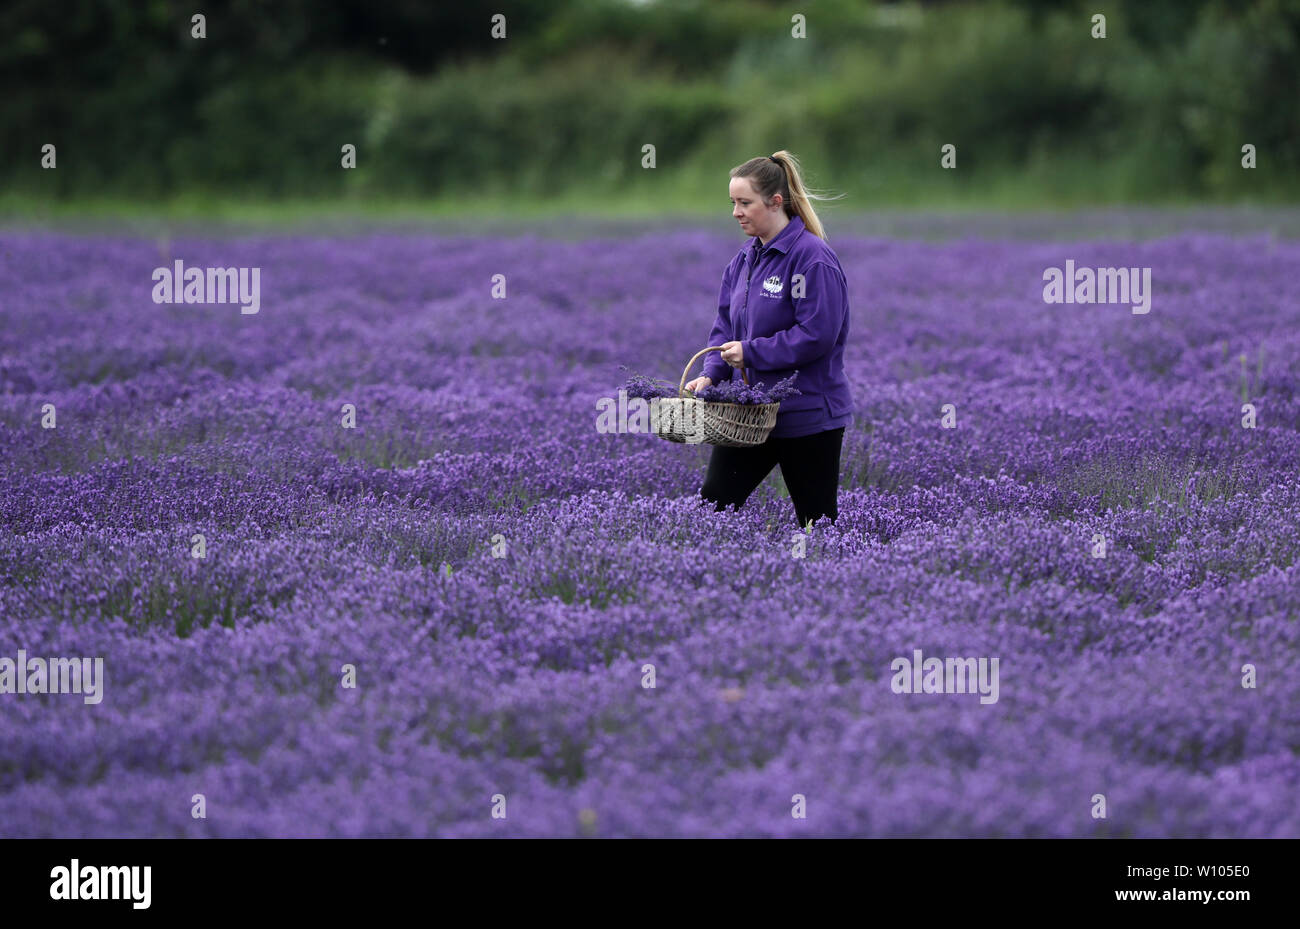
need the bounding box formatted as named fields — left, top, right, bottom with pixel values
left=679, top=346, right=750, bottom=397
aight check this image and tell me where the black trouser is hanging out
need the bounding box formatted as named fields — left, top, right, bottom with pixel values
left=699, top=426, right=846, bottom=528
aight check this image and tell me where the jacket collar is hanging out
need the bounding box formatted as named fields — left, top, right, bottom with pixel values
left=749, top=213, right=804, bottom=260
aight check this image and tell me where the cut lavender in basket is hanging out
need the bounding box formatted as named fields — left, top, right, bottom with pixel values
left=617, top=366, right=680, bottom=400
left=694, top=372, right=801, bottom=405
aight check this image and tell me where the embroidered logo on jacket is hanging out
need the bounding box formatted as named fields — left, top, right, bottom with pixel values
left=761, top=275, right=783, bottom=296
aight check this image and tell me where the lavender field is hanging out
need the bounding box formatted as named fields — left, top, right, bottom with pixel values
left=1, top=221, right=1298, bottom=837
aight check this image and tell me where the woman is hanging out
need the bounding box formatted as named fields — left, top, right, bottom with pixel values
left=688, top=151, right=852, bottom=529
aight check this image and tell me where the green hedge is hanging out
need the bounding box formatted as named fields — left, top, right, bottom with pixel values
left=3, top=0, right=1297, bottom=206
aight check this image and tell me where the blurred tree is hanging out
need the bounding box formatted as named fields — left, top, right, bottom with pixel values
left=0, top=0, right=1295, bottom=203
left=1006, top=0, right=1220, bottom=46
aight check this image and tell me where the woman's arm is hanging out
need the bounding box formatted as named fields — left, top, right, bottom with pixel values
left=742, top=261, right=846, bottom=370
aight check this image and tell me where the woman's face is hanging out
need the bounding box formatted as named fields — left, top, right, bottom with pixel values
left=730, top=177, right=782, bottom=240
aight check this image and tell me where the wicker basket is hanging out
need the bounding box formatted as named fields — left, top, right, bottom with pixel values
left=652, top=346, right=780, bottom=446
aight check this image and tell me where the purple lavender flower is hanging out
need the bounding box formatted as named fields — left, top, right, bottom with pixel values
left=693, top=372, right=801, bottom=405
left=0, top=226, right=1297, bottom=838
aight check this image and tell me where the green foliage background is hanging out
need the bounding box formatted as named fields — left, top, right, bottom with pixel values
left=2, top=0, right=1298, bottom=215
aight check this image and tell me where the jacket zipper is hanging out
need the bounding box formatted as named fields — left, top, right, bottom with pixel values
left=739, top=246, right=761, bottom=380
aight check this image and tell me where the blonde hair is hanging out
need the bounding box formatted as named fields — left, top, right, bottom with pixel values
left=731, top=151, right=844, bottom=240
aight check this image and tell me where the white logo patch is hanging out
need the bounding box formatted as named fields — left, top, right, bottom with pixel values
left=761, top=275, right=783, bottom=296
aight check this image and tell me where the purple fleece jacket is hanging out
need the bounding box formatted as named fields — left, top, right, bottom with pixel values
left=702, top=213, right=853, bottom=437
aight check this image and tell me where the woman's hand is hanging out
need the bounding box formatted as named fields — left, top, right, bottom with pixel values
left=684, top=375, right=712, bottom=394
left=719, top=341, right=744, bottom=368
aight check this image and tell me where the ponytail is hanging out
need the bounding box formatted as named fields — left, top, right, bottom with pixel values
left=731, top=150, right=844, bottom=240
